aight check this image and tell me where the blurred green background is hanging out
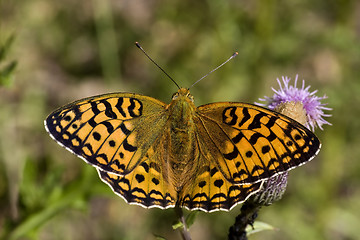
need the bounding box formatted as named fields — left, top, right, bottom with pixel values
left=1, top=0, right=359, bottom=239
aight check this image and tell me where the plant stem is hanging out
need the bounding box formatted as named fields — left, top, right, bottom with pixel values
left=175, top=207, right=192, bottom=240
left=228, top=201, right=261, bottom=240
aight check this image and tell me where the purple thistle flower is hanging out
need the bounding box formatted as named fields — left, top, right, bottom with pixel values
left=256, top=75, right=332, bottom=131
left=230, top=75, right=331, bottom=238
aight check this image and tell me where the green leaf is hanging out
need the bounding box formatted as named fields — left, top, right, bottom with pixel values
left=8, top=193, right=85, bottom=240
left=0, top=60, right=17, bottom=76
left=185, top=211, right=198, bottom=228
left=0, top=34, right=17, bottom=87
left=0, top=34, right=16, bottom=62
left=172, top=220, right=184, bottom=230
left=153, top=234, right=168, bottom=240
left=246, top=221, right=276, bottom=236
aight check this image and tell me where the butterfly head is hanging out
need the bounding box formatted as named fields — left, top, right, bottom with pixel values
left=172, top=88, right=194, bottom=103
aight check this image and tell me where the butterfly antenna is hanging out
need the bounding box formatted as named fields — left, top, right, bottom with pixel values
left=135, top=42, right=180, bottom=89
left=190, top=52, right=238, bottom=89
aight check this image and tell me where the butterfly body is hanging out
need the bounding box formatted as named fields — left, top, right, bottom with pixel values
left=164, top=88, right=198, bottom=193
left=45, top=87, right=320, bottom=212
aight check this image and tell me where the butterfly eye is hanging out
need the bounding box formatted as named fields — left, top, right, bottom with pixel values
left=172, top=92, right=179, bottom=100
left=187, top=93, right=194, bottom=102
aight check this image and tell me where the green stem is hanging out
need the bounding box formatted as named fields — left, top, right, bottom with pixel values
left=175, top=207, right=192, bottom=240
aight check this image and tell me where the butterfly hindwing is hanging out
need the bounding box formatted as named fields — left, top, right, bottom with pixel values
left=179, top=159, right=263, bottom=212
left=98, top=145, right=177, bottom=209
left=195, top=102, right=321, bottom=184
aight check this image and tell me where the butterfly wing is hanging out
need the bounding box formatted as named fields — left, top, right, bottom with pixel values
left=45, top=93, right=169, bottom=175
left=97, top=141, right=177, bottom=209
left=178, top=158, right=263, bottom=212
left=195, top=102, right=321, bottom=184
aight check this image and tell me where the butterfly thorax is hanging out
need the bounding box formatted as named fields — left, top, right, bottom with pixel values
left=165, top=88, right=199, bottom=192
left=168, top=88, right=195, bottom=129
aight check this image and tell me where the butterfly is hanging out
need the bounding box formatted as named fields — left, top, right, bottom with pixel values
left=45, top=87, right=320, bottom=212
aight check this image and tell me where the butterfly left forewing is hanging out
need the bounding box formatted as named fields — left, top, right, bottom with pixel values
left=195, top=102, right=321, bottom=185
left=45, top=93, right=168, bottom=175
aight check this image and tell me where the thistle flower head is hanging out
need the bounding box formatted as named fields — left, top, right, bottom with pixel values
left=257, top=75, right=332, bottom=131
left=252, top=172, right=289, bottom=205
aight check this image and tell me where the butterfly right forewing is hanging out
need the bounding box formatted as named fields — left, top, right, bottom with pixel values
left=195, top=102, right=321, bottom=185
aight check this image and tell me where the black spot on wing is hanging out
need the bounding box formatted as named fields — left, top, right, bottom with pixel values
left=119, top=122, right=131, bottom=136
left=232, top=168, right=250, bottom=181
left=249, top=132, right=263, bottom=145
left=135, top=174, right=145, bottom=183
left=88, top=117, right=97, bottom=127
left=238, top=108, right=250, bottom=127
left=82, top=143, right=94, bottom=156
left=92, top=132, right=101, bottom=141
left=101, top=100, right=118, bottom=119
left=109, top=140, right=116, bottom=147
left=152, top=178, right=160, bottom=185
left=115, top=97, right=126, bottom=118
left=198, top=181, right=206, bottom=188
left=262, top=145, right=271, bottom=154
left=128, top=98, right=143, bottom=117
left=123, top=139, right=137, bottom=152
left=96, top=153, right=108, bottom=163
left=112, top=159, right=126, bottom=171
left=223, top=146, right=239, bottom=160
left=140, top=162, right=149, bottom=173
left=91, top=102, right=100, bottom=115
left=266, top=116, right=277, bottom=128
left=245, top=151, right=253, bottom=158
left=101, top=121, right=114, bottom=134
left=232, top=131, right=244, bottom=144
left=214, top=179, right=224, bottom=188
left=248, top=112, right=266, bottom=130
left=267, top=131, right=277, bottom=142
left=223, top=107, right=237, bottom=126
left=72, top=105, right=80, bottom=116
left=64, top=115, right=71, bottom=122
left=210, top=167, right=218, bottom=177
